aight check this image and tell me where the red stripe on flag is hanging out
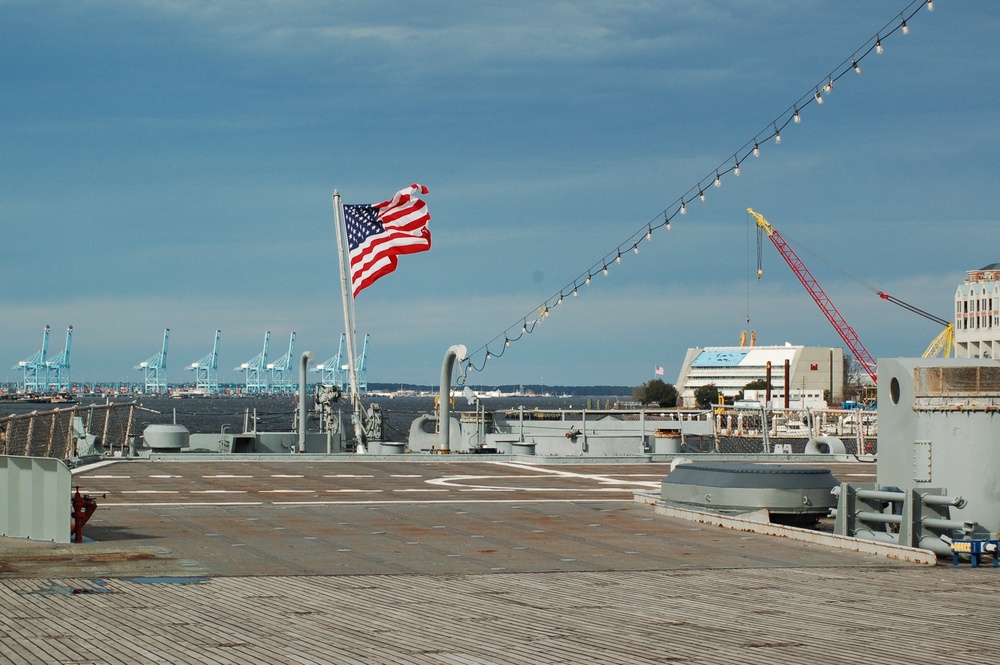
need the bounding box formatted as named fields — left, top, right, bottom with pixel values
left=347, top=184, right=432, bottom=297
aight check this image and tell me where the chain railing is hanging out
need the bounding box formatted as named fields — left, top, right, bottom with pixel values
left=0, top=402, right=137, bottom=460
left=712, top=407, right=877, bottom=455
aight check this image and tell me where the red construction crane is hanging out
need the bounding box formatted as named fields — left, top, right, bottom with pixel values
left=747, top=208, right=879, bottom=385
left=875, top=291, right=954, bottom=358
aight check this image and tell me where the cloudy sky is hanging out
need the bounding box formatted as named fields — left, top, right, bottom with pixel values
left=2, top=0, right=997, bottom=389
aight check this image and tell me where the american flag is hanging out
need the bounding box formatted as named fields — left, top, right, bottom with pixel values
left=654, top=366, right=665, bottom=376
left=344, top=184, right=431, bottom=298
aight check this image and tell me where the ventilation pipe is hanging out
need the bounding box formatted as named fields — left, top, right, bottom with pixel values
left=437, top=344, right=467, bottom=454
left=298, top=351, right=316, bottom=453
left=784, top=359, right=790, bottom=409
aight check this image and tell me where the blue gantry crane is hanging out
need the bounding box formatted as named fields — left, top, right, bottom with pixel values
left=355, top=333, right=369, bottom=394
left=267, top=332, right=296, bottom=394
left=313, top=333, right=370, bottom=393
left=45, top=325, right=73, bottom=393
left=236, top=331, right=270, bottom=394
left=135, top=328, right=169, bottom=394
left=11, top=324, right=51, bottom=393
left=314, top=334, right=347, bottom=389
left=187, top=329, right=221, bottom=395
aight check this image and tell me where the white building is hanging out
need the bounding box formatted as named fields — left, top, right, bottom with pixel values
left=955, top=263, right=1000, bottom=360
left=675, top=344, right=846, bottom=408
left=741, top=389, right=828, bottom=410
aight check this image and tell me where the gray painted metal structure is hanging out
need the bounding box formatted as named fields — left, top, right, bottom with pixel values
left=831, top=483, right=972, bottom=556
left=660, top=462, right=839, bottom=518
left=831, top=358, right=1000, bottom=553
left=409, top=406, right=714, bottom=455
left=877, top=358, right=1000, bottom=533
left=0, top=455, right=71, bottom=543
left=436, top=344, right=467, bottom=453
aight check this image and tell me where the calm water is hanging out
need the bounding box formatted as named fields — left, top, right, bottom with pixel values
left=0, top=393, right=619, bottom=440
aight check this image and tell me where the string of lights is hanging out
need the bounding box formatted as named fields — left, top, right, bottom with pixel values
left=460, top=0, right=935, bottom=382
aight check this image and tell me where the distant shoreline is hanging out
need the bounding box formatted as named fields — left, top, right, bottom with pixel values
left=0, top=383, right=634, bottom=400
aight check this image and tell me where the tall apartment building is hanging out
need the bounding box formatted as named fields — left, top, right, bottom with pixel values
left=955, top=263, right=1000, bottom=360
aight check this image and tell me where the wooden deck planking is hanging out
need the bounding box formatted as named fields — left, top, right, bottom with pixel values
left=3, top=567, right=999, bottom=663
left=3, top=458, right=999, bottom=663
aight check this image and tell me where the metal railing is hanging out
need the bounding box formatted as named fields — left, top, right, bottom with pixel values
left=0, top=402, right=136, bottom=459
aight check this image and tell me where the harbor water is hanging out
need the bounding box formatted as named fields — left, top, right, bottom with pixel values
left=0, top=393, right=618, bottom=442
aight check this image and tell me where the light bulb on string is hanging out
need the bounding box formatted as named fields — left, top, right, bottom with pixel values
left=464, top=0, right=936, bottom=376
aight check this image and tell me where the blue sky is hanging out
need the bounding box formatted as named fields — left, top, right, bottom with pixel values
left=2, top=0, right=997, bottom=388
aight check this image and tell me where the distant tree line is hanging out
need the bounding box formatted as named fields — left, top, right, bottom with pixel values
left=633, top=378, right=781, bottom=409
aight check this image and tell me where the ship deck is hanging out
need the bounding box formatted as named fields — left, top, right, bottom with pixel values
left=2, top=458, right=997, bottom=663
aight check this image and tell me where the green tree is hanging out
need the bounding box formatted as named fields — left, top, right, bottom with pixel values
left=694, top=383, right=720, bottom=409
left=633, top=379, right=678, bottom=407
left=735, top=378, right=771, bottom=401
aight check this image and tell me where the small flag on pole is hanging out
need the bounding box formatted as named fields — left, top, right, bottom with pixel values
left=344, top=184, right=431, bottom=297
left=655, top=366, right=664, bottom=376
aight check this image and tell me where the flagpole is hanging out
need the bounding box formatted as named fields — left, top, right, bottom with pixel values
left=332, top=189, right=366, bottom=453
